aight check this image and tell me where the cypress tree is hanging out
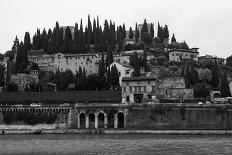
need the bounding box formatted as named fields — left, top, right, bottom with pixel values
left=42, top=28, right=48, bottom=53
left=63, top=26, right=72, bottom=53
left=110, top=65, right=120, bottom=90
left=24, top=32, right=31, bottom=52
left=184, top=65, right=191, bottom=88
left=122, top=24, right=126, bottom=39
left=163, top=25, right=169, bottom=38
left=0, top=65, right=5, bottom=87
left=150, top=23, right=154, bottom=38
left=133, top=52, right=140, bottom=77
left=135, top=23, right=140, bottom=43
left=87, top=15, right=92, bottom=51
left=211, top=59, right=219, bottom=89
left=129, top=27, right=134, bottom=39
left=220, top=73, right=231, bottom=97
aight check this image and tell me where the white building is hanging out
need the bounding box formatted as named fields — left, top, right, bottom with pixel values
left=109, top=62, right=133, bottom=85
left=168, top=48, right=199, bottom=62
left=53, top=53, right=101, bottom=75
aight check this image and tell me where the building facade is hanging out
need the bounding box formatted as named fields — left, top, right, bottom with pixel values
left=199, top=55, right=225, bottom=65
left=109, top=62, right=133, bottom=85
left=168, top=48, right=199, bottom=62
left=121, top=76, right=158, bottom=103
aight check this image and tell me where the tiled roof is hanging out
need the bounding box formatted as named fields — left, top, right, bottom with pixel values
left=168, top=49, right=199, bottom=54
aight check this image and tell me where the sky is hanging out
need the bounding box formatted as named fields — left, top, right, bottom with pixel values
left=0, top=0, right=232, bottom=58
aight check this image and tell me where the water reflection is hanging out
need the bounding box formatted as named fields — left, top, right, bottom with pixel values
left=0, top=134, right=232, bottom=154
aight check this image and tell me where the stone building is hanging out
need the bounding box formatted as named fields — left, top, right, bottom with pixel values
left=121, top=76, right=194, bottom=103
left=199, top=55, right=225, bottom=65
left=168, top=48, right=199, bottom=62
left=109, top=62, right=134, bottom=85
left=121, top=76, right=158, bottom=103
left=10, top=73, right=39, bottom=91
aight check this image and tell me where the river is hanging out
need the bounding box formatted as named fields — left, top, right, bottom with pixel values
left=0, top=134, right=232, bottom=154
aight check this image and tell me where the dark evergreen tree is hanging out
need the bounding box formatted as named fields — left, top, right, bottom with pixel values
left=73, top=23, right=79, bottom=53
left=135, top=23, right=140, bottom=43
left=211, top=59, right=219, bottom=89
left=87, top=15, right=92, bottom=51
left=163, top=25, right=169, bottom=38
left=184, top=65, right=191, bottom=88
left=63, top=26, right=72, bottom=53
left=132, top=52, right=140, bottom=77
left=129, top=27, right=134, bottom=39
left=0, top=64, right=5, bottom=87
left=220, top=73, right=231, bottom=97
left=110, top=65, right=120, bottom=90
left=150, top=23, right=154, bottom=38
left=141, top=19, right=152, bottom=45
left=24, top=32, right=31, bottom=52
left=122, top=24, right=126, bottom=39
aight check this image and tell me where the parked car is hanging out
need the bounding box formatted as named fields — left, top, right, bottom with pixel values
left=60, top=103, right=69, bottom=106
left=30, top=103, right=42, bottom=107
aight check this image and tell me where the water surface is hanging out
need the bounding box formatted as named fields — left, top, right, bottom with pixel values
left=0, top=134, right=232, bottom=154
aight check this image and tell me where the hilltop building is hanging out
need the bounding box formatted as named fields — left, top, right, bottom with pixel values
left=168, top=48, right=199, bottom=62
left=199, top=55, right=225, bottom=65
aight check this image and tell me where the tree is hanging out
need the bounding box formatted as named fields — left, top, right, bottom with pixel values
left=150, top=23, right=154, bottom=38
left=211, top=59, right=219, bottom=89
left=135, top=23, right=140, bottom=43
left=163, top=25, right=169, bottom=38
left=110, top=65, right=120, bottom=90
left=129, top=27, right=134, bottom=39
left=0, top=65, right=5, bottom=88
left=63, top=26, right=72, bottom=53
left=141, top=19, right=152, bottom=46
left=220, top=73, right=231, bottom=97
left=87, top=15, right=92, bottom=51
left=184, top=65, right=191, bottom=88
left=132, top=52, right=140, bottom=77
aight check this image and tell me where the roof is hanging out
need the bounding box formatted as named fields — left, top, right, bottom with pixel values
left=168, top=49, right=199, bottom=54
left=199, top=55, right=225, bottom=60
left=122, top=76, right=157, bottom=81
left=0, top=91, right=121, bottom=104
left=117, top=62, right=133, bottom=68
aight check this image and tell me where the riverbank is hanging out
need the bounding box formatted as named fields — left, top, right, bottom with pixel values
left=1, top=129, right=232, bottom=135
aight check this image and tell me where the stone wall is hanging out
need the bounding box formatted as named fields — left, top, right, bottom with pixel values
left=128, top=106, right=232, bottom=130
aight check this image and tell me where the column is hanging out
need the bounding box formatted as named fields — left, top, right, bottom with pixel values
left=124, top=110, right=128, bottom=128
left=77, top=113, right=80, bottom=129
left=114, top=114, right=118, bottom=128
left=86, top=115, right=89, bottom=128
left=104, top=115, right=108, bottom=128
left=95, top=113, right=98, bottom=129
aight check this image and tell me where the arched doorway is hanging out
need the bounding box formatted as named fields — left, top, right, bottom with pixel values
left=118, top=112, right=124, bottom=128
left=89, top=113, right=95, bottom=128
left=79, top=113, right=86, bottom=128
left=98, top=112, right=105, bottom=128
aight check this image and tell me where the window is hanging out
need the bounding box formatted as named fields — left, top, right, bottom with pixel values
left=143, top=86, right=146, bottom=92
left=83, top=57, right=85, bottom=59
left=185, top=54, right=188, bottom=57
left=138, top=86, right=141, bottom=93
left=176, top=53, right=179, bottom=56
left=119, top=72, right=121, bottom=77
left=125, top=70, right=130, bottom=74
